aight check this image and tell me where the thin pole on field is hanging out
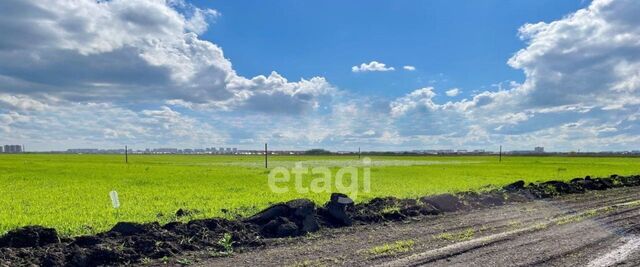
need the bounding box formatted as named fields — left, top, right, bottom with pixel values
left=125, top=145, right=128, bottom=164
left=499, top=145, right=502, bottom=162
left=264, top=143, right=268, bottom=168
left=358, top=147, right=361, bottom=159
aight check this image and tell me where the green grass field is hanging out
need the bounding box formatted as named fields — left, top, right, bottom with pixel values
left=0, top=154, right=638, bottom=236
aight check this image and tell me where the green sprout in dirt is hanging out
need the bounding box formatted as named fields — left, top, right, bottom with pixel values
left=140, top=257, right=152, bottom=265
left=176, top=258, right=193, bottom=266
left=217, top=233, right=234, bottom=255
left=367, top=239, right=415, bottom=257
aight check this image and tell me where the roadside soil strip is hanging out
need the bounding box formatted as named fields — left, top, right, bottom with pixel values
left=202, top=187, right=640, bottom=266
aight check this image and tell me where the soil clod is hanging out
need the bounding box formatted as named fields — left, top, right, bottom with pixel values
left=321, top=193, right=355, bottom=226
left=0, top=226, right=59, bottom=248
left=246, top=198, right=320, bottom=238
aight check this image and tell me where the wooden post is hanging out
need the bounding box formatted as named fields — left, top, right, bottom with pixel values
left=125, top=145, right=128, bottom=164
left=499, top=145, right=502, bottom=163
left=264, top=143, right=268, bottom=168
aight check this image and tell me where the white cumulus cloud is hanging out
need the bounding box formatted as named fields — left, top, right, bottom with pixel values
left=351, top=61, right=395, bottom=72
left=0, top=0, right=334, bottom=113
left=403, top=65, right=416, bottom=71
left=445, top=88, right=461, bottom=97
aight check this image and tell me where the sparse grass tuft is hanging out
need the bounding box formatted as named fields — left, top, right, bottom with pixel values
left=434, top=228, right=475, bottom=242
left=556, top=205, right=617, bottom=225
left=290, top=257, right=341, bottom=267
left=290, top=259, right=325, bottom=267
left=367, top=239, right=415, bottom=257
left=176, top=258, right=192, bottom=266
left=381, top=206, right=401, bottom=214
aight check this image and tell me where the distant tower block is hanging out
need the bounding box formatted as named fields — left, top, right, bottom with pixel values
left=3, top=145, right=22, bottom=153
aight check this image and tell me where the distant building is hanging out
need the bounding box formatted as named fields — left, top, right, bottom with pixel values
left=0, top=146, right=3, bottom=153
left=232, top=148, right=238, bottom=154
left=534, top=147, right=545, bottom=153
left=4, top=145, right=22, bottom=153
left=153, top=148, right=178, bottom=154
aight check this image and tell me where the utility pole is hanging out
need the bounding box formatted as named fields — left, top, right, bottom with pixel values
left=125, top=145, right=128, bottom=164
left=358, top=147, right=361, bottom=159
left=499, top=145, right=502, bottom=163
left=264, top=143, right=268, bottom=168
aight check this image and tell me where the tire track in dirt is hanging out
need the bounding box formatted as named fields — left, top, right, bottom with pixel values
left=521, top=211, right=640, bottom=266
left=586, top=236, right=640, bottom=267
left=381, top=199, right=640, bottom=266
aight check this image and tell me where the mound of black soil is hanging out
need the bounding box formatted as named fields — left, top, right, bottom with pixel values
left=0, top=219, right=261, bottom=266
left=2, top=174, right=639, bottom=266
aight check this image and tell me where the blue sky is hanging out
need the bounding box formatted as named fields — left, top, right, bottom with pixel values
left=1, top=0, right=639, bottom=152
left=202, top=0, right=586, bottom=99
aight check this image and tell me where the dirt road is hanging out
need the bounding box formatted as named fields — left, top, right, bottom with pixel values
left=198, top=186, right=640, bottom=266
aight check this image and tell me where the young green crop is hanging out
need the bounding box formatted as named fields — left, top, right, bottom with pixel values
left=0, top=154, right=638, bottom=236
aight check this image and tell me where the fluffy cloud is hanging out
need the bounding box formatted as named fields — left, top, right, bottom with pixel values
left=351, top=61, right=395, bottom=72
left=507, top=0, right=640, bottom=109
left=0, top=0, right=333, bottom=112
left=403, top=65, right=416, bottom=71
left=383, top=0, right=640, bottom=151
left=0, top=94, right=229, bottom=149
left=390, top=87, right=438, bottom=117
left=445, top=88, right=461, bottom=97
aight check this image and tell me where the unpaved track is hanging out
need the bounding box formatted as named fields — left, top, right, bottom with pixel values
left=194, top=187, right=640, bottom=267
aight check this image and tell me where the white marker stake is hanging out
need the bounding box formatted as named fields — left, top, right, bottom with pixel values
left=109, top=190, right=120, bottom=209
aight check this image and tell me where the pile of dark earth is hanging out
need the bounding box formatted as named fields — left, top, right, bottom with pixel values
left=1, top=174, right=639, bottom=266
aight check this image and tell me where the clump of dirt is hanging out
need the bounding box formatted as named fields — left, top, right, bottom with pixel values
left=319, top=193, right=356, bottom=226
left=245, top=198, right=319, bottom=238
left=0, top=226, right=60, bottom=248
left=2, top=174, right=640, bottom=266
